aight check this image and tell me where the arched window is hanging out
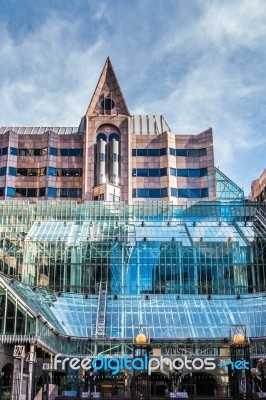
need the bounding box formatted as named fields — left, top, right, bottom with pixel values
left=109, top=133, right=120, bottom=142
left=96, top=133, right=107, bottom=142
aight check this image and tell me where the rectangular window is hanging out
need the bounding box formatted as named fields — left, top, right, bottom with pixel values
left=49, top=167, right=57, bottom=176
left=200, top=168, right=208, bottom=177
left=178, top=189, right=189, bottom=198
left=60, top=149, right=68, bottom=156
left=188, top=169, right=200, bottom=177
left=171, top=148, right=207, bottom=157
left=7, top=187, right=15, bottom=197
left=50, top=147, right=57, bottom=156
left=149, top=188, right=161, bottom=197
left=189, top=189, right=201, bottom=198
left=170, top=168, right=176, bottom=177
left=177, top=169, right=189, bottom=177
left=160, top=168, right=167, bottom=177
left=137, top=189, right=149, bottom=198
left=132, top=188, right=168, bottom=198
left=69, top=149, right=83, bottom=156
left=132, top=149, right=137, bottom=156
left=175, top=149, right=187, bottom=156
left=147, top=149, right=160, bottom=156
left=0, top=187, right=4, bottom=196
left=0, top=147, right=8, bottom=156
left=177, top=188, right=208, bottom=198
left=9, top=167, right=16, bottom=176
left=160, top=148, right=167, bottom=156
left=58, top=188, right=82, bottom=198
left=199, top=148, right=207, bottom=156
left=28, top=168, right=38, bottom=176
left=27, top=188, right=38, bottom=197
left=15, top=188, right=27, bottom=197
left=10, top=147, right=18, bottom=156
left=171, top=188, right=178, bottom=197
left=16, top=168, right=27, bottom=176
left=187, top=149, right=199, bottom=157
left=48, top=187, right=57, bottom=197
left=39, top=187, right=46, bottom=197
left=147, top=169, right=159, bottom=177
left=0, top=167, right=6, bottom=176
left=161, top=187, right=168, bottom=197
left=137, top=149, right=147, bottom=156
left=201, top=188, right=209, bottom=197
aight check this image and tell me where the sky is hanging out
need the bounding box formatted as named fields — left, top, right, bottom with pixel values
left=0, top=0, right=266, bottom=195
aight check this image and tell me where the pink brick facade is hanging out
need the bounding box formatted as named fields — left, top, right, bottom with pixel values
left=0, top=58, right=216, bottom=204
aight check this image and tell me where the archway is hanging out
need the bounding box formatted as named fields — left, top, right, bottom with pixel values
left=182, top=372, right=218, bottom=396
left=1, top=363, right=13, bottom=389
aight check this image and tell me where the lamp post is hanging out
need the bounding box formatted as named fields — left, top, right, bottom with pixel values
left=132, top=326, right=151, bottom=400
left=229, top=325, right=252, bottom=400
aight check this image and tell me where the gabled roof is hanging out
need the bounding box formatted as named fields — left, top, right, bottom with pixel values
left=85, top=57, right=130, bottom=116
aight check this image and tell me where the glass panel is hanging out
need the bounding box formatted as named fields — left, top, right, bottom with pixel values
left=50, top=147, right=57, bottom=156
left=175, top=149, right=187, bottom=156
left=7, top=187, right=15, bottom=197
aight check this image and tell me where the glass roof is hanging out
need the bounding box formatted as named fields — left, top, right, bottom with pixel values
left=27, top=220, right=253, bottom=246
left=4, top=277, right=266, bottom=340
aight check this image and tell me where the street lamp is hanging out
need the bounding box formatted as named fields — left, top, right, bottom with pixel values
left=229, top=325, right=252, bottom=400
left=132, top=325, right=151, bottom=400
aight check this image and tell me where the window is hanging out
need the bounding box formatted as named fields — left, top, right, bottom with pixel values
left=136, top=149, right=147, bottom=156
left=170, top=148, right=207, bottom=157
left=170, top=168, right=208, bottom=177
left=177, top=169, right=189, bottom=177
left=171, top=188, right=178, bottom=197
left=0, top=187, right=4, bottom=196
left=9, top=167, right=16, bottom=176
left=0, top=147, right=8, bottom=156
left=132, top=188, right=168, bottom=198
left=132, top=148, right=167, bottom=157
left=161, top=187, right=168, bottom=197
left=0, top=167, right=6, bottom=176
left=110, top=153, right=119, bottom=162
left=7, top=187, right=15, bottom=197
left=97, top=153, right=105, bottom=162
left=69, top=149, right=83, bottom=156
left=200, top=168, right=208, bottom=177
left=199, top=148, right=207, bottom=156
left=175, top=149, right=187, bottom=156
left=59, top=188, right=82, bottom=198
left=50, top=147, right=57, bottom=156
left=18, top=148, right=48, bottom=156
left=170, top=168, right=176, bottom=177
left=60, top=169, right=83, bottom=177
left=60, top=149, right=68, bottom=156
left=59, top=149, right=83, bottom=156
left=201, top=188, right=209, bottom=197
left=171, top=187, right=209, bottom=198
left=39, top=187, right=46, bottom=197
left=10, top=147, right=18, bottom=156
left=97, top=133, right=107, bottom=141
left=48, top=187, right=57, bottom=197
left=132, top=168, right=167, bottom=177
left=148, top=149, right=160, bottom=156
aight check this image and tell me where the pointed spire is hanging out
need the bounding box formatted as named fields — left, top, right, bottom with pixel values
left=85, top=57, right=130, bottom=116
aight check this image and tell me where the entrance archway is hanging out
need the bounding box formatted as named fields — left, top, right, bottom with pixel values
left=182, top=372, right=218, bottom=396
left=1, top=363, right=13, bottom=390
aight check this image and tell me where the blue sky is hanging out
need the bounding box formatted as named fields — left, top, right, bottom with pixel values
left=0, top=0, right=266, bottom=195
